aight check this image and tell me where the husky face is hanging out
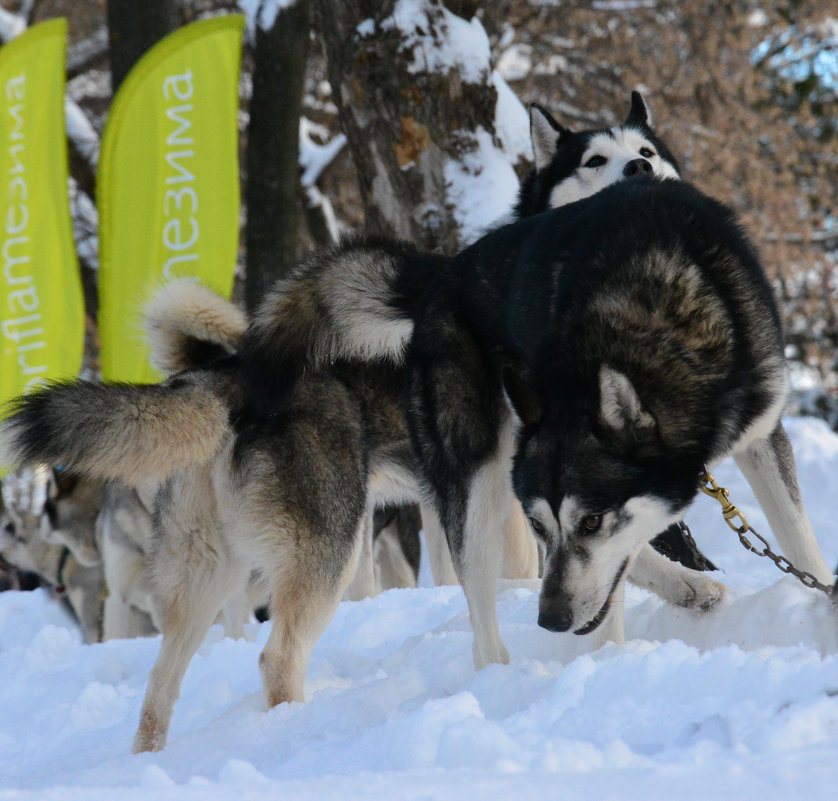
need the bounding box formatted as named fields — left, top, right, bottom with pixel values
left=508, top=366, right=698, bottom=635
left=514, top=92, right=681, bottom=219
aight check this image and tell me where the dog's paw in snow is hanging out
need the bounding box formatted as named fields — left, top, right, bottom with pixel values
left=675, top=574, right=726, bottom=610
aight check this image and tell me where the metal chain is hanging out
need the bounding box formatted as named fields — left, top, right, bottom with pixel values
left=699, top=472, right=836, bottom=598
left=677, top=520, right=700, bottom=553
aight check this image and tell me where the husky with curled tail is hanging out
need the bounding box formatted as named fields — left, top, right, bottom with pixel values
left=2, top=278, right=430, bottom=753
left=1, top=93, right=726, bottom=753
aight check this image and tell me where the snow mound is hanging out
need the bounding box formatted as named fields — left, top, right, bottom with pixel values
left=1, top=416, right=838, bottom=800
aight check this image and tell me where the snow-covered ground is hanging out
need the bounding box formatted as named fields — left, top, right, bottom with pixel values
left=2, top=416, right=838, bottom=800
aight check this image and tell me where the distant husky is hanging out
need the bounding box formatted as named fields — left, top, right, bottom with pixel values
left=0, top=93, right=727, bottom=753
left=1, top=468, right=104, bottom=642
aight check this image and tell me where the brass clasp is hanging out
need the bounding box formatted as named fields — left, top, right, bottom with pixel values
left=700, top=472, right=750, bottom=534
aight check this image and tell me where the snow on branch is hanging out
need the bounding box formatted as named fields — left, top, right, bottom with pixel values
left=299, top=118, right=345, bottom=242
left=378, top=0, right=491, bottom=83
left=238, top=0, right=299, bottom=37
left=66, top=26, right=108, bottom=78
left=0, top=8, right=26, bottom=42
left=66, top=100, right=99, bottom=168
left=299, top=118, right=346, bottom=187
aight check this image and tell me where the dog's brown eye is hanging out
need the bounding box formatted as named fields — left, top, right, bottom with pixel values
left=581, top=514, right=603, bottom=533
left=639, top=147, right=654, bottom=158
left=584, top=155, right=607, bottom=168
left=528, top=516, right=547, bottom=539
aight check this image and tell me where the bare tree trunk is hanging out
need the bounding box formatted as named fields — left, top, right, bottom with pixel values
left=106, top=0, right=179, bottom=92
left=244, top=0, right=311, bottom=313
left=314, top=0, right=498, bottom=254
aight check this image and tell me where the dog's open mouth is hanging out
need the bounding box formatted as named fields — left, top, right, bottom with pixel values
left=573, top=558, right=629, bottom=636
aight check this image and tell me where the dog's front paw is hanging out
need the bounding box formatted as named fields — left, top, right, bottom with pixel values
left=677, top=574, right=726, bottom=611
left=472, top=637, right=510, bottom=670
left=132, top=710, right=167, bottom=754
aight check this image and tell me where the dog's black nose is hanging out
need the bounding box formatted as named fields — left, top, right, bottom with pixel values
left=538, top=608, right=574, bottom=632
left=623, top=158, right=653, bottom=178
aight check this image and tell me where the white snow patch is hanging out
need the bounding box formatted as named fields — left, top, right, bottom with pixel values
left=0, top=8, right=25, bottom=41
left=299, top=118, right=346, bottom=187
left=749, top=10, right=769, bottom=27
left=533, top=54, right=570, bottom=76
left=238, top=0, right=298, bottom=36
left=70, top=682, right=132, bottom=731
left=788, top=358, right=822, bottom=391
left=492, top=71, right=531, bottom=164
left=298, top=118, right=345, bottom=241
left=384, top=0, right=491, bottom=83
left=71, top=177, right=100, bottom=269
left=592, top=0, right=658, bottom=9
left=497, top=43, right=533, bottom=82
left=441, top=70, right=530, bottom=245
left=23, top=623, right=82, bottom=674
left=445, top=127, right=522, bottom=245
left=65, top=100, right=100, bottom=167
left=356, top=18, right=375, bottom=38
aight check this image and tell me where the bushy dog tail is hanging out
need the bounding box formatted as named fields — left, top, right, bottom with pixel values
left=240, top=235, right=446, bottom=408
left=1, top=371, right=231, bottom=485
left=145, top=279, right=246, bottom=377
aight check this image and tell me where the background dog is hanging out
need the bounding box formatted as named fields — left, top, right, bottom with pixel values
left=1, top=468, right=104, bottom=642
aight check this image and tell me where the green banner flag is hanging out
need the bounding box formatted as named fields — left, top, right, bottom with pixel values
left=98, top=15, right=244, bottom=384
left=0, top=19, right=84, bottom=410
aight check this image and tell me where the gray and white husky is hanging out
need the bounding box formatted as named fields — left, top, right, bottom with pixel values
left=1, top=94, right=731, bottom=753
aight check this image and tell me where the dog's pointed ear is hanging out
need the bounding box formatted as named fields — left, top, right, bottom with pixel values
left=503, top=365, right=543, bottom=429
left=599, top=365, right=656, bottom=440
left=529, top=102, right=572, bottom=171
left=625, top=91, right=653, bottom=129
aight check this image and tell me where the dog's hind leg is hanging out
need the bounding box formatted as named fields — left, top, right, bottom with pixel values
left=421, top=505, right=458, bottom=586
left=424, top=496, right=510, bottom=669
left=133, top=466, right=246, bottom=753
left=733, top=422, right=833, bottom=585
left=457, top=419, right=519, bottom=669
left=630, top=543, right=725, bottom=610
left=258, top=516, right=363, bottom=708
left=342, top=509, right=376, bottom=601
left=408, top=317, right=514, bottom=669
left=220, top=587, right=250, bottom=640
left=133, top=556, right=247, bottom=752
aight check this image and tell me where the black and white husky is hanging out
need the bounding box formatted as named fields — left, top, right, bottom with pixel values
left=2, top=94, right=750, bottom=752
left=407, top=177, right=833, bottom=663
left=394, top=94, right=831, bottom=660
left=514, top=90, right=680, bottom=218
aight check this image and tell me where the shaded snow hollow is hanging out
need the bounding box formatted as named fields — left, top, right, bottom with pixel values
left=2, top=416, right=838, bottom=800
